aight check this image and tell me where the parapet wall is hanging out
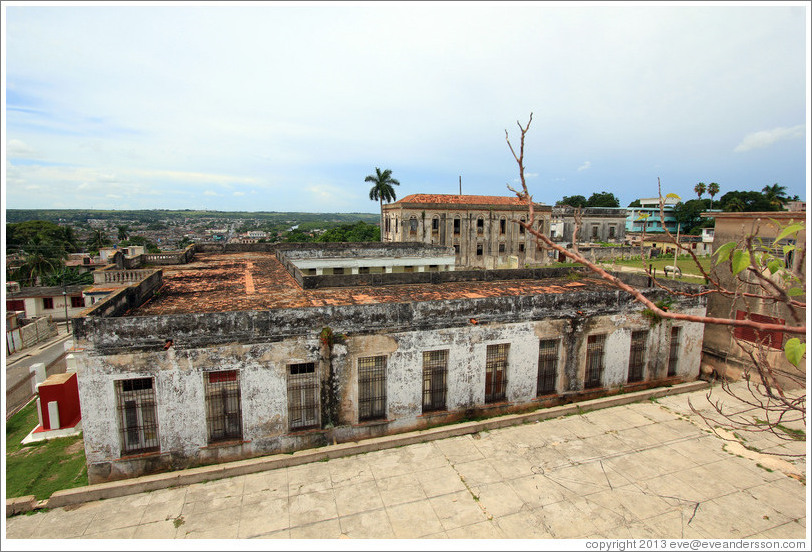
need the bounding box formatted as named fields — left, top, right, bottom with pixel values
left=72, top=272, right=706, bottom=355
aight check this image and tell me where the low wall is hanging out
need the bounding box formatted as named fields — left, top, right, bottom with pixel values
left=75, top=270, right=164, bottom=322
left=20, top=317, right=58, bottom=349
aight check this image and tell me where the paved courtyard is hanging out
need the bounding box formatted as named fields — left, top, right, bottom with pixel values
left=4, top=383, right=807, bottom=540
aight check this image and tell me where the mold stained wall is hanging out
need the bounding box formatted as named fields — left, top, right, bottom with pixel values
left=77, top=308, right=704, bottom=470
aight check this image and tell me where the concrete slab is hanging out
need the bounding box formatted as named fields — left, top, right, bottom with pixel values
left=5, top=381, right=806, bottom=542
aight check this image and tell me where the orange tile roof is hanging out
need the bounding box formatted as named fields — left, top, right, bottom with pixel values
left=131, top=252, right=612, bottom=316
left=394, top=194, right=529, bottom=206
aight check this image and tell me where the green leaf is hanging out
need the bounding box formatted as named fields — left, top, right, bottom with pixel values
left=785, top=338, right=806, bottom=367
left=774, top=223, right=805, bottom=244
left=783, top=244, right=796, bottom=256
left=714, top=242, right=737, bottom=264
left=767, top=259, right=782, bottom=274
left=731, top=249, right=751, bottom=275
left=787, top=287, right=805, bottom=297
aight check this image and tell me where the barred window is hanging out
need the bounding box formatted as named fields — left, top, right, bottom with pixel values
left=537, top=339, right=559, bottom=396
left=498, top=243, right=506, bottom=254
left=43, top=297, right=54, bottom=310
left=627, top=330, right=648, bottom=383
left=432, top=217, right=440, bottom=232
left=485, top=344, right=509, bottom=403
left=667, top=327, right=681, bottom=377
left=358, top=356, right=386, bottom=421
left=116, top=378, right=159, bottom=455
left=288, top=363, right=320, bottom=430
left=422, top=350, right=448, bottom=412
left=71, top=296, right=85, bottom=308
left=585, top=334, right=606, bottom=389
left=476, top=244, right=483, bottom=256
left=205, top=370, right=243, bottom=443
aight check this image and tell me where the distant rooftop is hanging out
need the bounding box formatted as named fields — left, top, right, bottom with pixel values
left=132, top=252, right=607, bottom=316
left=390, top=194, right=532, bottom=207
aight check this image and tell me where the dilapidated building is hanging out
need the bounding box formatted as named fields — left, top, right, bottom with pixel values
left=381, top=194, right=553, bottom=269
left=72, top=243, right=706, bottom=483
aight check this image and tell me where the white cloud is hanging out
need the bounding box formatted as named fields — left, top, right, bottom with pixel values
left=733, top=125, right=805, bottom=152
left=577, top=161, right=591, bottom=172
left=6, top=139, right=37, bottom=158
left=233, top=191, right=245, bottom=197
left=203, top=190, right=219, bottom=196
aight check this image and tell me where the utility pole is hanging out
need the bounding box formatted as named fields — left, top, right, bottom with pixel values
left=459, top=176, right=462, bottom=195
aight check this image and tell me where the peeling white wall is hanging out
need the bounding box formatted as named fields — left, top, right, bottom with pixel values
left=76, top=309, right=705, bottom=476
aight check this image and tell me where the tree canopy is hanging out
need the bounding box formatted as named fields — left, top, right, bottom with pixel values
left=556, top=195, right=587, bottom=208
left=586, top=191, right=620, bottom=208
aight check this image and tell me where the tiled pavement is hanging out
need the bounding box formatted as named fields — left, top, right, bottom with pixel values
left=4, top=382, right=807, bottom=540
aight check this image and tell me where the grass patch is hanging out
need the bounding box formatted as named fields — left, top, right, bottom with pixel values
left=5, top=401, right=88, bottom=501
left=755, top=419, right=806, bottom=441
left=756, top=463, right=774, bottom=473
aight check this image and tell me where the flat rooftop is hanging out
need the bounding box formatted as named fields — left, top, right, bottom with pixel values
left=132, top=252, right=610, bottom=316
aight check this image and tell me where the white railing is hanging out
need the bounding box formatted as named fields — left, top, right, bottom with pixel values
left=94, top=269, right=156, bottom=285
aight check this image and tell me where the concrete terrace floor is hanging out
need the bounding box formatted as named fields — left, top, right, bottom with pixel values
left=4, top=382, right=807, bottom=541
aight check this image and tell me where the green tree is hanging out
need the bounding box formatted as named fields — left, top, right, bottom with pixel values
left=627, top=199, right=642, bottom=208
left=694, top=182, right=706, bottom=200
left=13, top=247, right=64, bottom=287
left=41, top=267, right=94, bottom=287
left=719, top=190, right=779, bottom=212
left=117, top=225, right=129, bottom=242
left=318, top=221, right=380, bottom=243
left=707, top=182, right=720, bottom=209
left=86, top=229, right=112, bottom=253
left=672, top=199, right=711, bottom=234
left=586, top=191, right=620, bottom=208
left=762, top=183, right=788, bottom=208
left=365, top=168, right=400, bottom=242
left=556, top=195, right=588, bottom=208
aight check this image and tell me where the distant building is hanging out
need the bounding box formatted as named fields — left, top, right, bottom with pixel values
left=786, top=200, right=806, bottom=212
left=626, top=197, right=680, bottom=234
left=549, top=207, right=628, bottom=244
left=6, top=285, right=88, bottom=321
left=381, top=194, right=552, bottom=269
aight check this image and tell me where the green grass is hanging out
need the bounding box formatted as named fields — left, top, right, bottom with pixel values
left=604, top=255, right=712, bottom=281
left=5, top=401, right=88, bottom=501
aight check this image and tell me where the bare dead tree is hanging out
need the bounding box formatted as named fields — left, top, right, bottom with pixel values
left=505, top=113, right=806, bottom=457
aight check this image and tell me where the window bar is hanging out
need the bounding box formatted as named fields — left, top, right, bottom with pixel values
left=537, top=339, right=559, bottom=395
left=627, top=331, right=647, bottom=383
left=116, top=378, right=160, bottom=455
left=359, top=356, right=387, bottom=421
left=422, top=350, right=448, bottom=412
left=585, top=334, right=606, bottom=389
left=485, top=344, right=508, bottom=403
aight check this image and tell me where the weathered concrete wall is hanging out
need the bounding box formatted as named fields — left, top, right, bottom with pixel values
left=76, top=302, right=705, bottom=483
left=382, top=204, right=553, bottom=269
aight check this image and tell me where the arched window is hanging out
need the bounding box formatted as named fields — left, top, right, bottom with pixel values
left=409, top=217, right=418, bottom=235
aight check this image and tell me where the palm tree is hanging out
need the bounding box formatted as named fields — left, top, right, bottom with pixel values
left=365, top=168, right=400, bottom=242
left=762, top=183, right=788, bottom=208
left=87, top=229, right=111, bottom=252
left=15, top=250, right=61, bottom=287
left=694, top=182, right=706, bottom=201
left=117, top=225, right=129, bottom=242
left=707, top=182, right=719, bottom=210
left=725, top=197, right=746, bottom=212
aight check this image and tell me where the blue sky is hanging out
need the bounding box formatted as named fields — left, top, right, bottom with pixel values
left=3, top=2, right=809, bottom=213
